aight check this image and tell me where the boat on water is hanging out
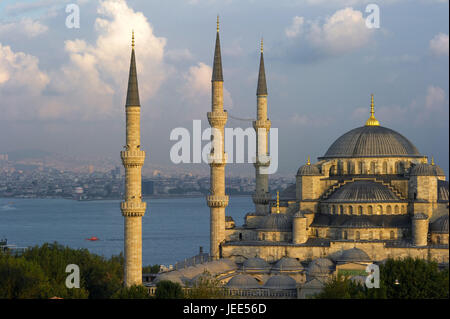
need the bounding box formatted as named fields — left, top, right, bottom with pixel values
left=86, top=236, right=99, bottom=241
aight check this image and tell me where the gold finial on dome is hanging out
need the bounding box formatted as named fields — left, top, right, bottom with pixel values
left=261, top=37, right=263, bottom=53
left=132, top=30, right=135, bottom=49
left=307, top=156, right=311, bottom=166
left=276, top=191, right=280, bottom=214
left=217, top=15, right=219, bottom=33
left=365, top=94, right=380, bottom=126
left=431, top=156, right=435, bottom=165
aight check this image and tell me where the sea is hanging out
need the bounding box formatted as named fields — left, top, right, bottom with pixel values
left=0, top=196, right=253, bottom=266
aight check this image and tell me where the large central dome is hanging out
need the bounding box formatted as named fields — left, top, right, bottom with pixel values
left=319, top=125, right=422, bottom=159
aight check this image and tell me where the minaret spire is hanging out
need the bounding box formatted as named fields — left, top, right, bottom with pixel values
left=212, top=16, right=223, bottom=82
left=257, top=38, right=268, bottom=96
left=126, top=31, right=140, bottom=107
left=365, top=93, right=380, bottom=126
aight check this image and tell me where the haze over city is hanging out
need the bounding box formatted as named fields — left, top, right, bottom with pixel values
left=0, top=0, right=448, bottom=177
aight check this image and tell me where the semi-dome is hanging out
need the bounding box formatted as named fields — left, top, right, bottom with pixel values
left=242, top=257, right=270, bottom=271
left=272, top=257, right=304, bottom=271
left=307, top=258, right=334, bottom=276
left=410, top=163, right=445, bottom=176
left=261, top=214, right=292, bottom=231
left=336, top=248, right=371, bottom=263
left=226, top=274, right=259, bottom=288
left=430, top=215, right=449, bottom=234
left=324, top=180, right=400, bottom=203
left=319, top=126, right=421, bottom=159
left=264, top=275, right=297, bottom=289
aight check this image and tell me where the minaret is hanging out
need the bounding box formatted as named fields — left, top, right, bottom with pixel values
left=206, top=16, right=229, bottom=260
left=120, top=31, right=146, bottom=286
left=252, top=38, right=271, bottom=215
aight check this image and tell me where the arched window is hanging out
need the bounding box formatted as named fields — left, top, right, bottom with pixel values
left=261, top=233, right=265, bottom=241
left=387, top=205, right=392, bottom=214
left=284, top=234, right=289, bottom=242
left=343, top=231, right=348, bottom=240
left=339, top=205, right=344, bottom=215
left=347, top=161, right=353, bottom=174
left=368, top=206, right=373, bottom=215
left=395, top=205, right=399, bottom=214
left=369, top=231, right=373, bottom=240
left=379, top=231, right=383, bottom=240
left=272, top=234, right=276, bottom=241
left=377, top=205, right=383, bottom=215
left=315, top=229, right=319, bottom=237
left=332, top=205, right=336, bottom=214
left=349, top=206, right=354, bottom=215
left=359, top=162, right=364, bottom=174
left=390, top=231, right=395, bottom=240
left=370, top=162, right=376, bottom=174
left=239, top=233, right=242, bottom=241
left=437, top=236, right=441, bottom=245
left=401, top=206, right=406, bottom=214
left=356, top=231, right=360, bottom=240
left=358, top=206, right=363, bottom=215
left=329, top=205, right=333, bottom=214
left=383, top=162, right=388, bottom=174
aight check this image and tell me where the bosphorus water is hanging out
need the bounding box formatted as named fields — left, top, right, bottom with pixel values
left=0, top=196, right=253, bottom=266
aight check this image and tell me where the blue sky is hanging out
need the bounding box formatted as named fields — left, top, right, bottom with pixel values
left=0, top=0, right=448, bottom=177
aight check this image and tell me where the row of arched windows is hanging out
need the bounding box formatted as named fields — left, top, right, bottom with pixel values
left=327, top=204, right=406, bottom=215
left=329, top=160, right=411, bottom=175
left=341, top=230, right=396, bottom=240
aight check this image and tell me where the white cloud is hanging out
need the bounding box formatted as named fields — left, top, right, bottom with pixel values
left=0, top=18, right=48, bottom=37
left=290, top=113, right=333, bottom=127
left=425, top=85, right=446, bottom=111
left=286, top=8, right=374, bottom=56
left=429, top=33, right=449, bottom=56
left=285, top=16, right=304, bottom=38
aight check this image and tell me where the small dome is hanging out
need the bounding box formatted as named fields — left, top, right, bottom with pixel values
left=297, top=164, right=321, bottom=176
left=410, top=163, right=445, bottom=176
left=242, top=257, right=270, bottom=271
left=307, top=258, right=334, bottom=276
left=325, top=180, right=400, bottom=203
left=190, top=272, right=213, bottom=285
left=226, top=274, right=259, bottom=288
left=272, top=257, right=304, bottom=271
left=264, top=275, right=297, bottom=289
left=261, top=214, right=292, bottom=231
left=336, top=248, right=371, bottom=263
left=412, top=212, right=428, bottom=220
left=154, top=271, right=185, bottom=285
left=430, top=215, right=449, bottom=233
left=293, top=211, right=307, bottom=218
left=438, top=180, right=449, bottom=202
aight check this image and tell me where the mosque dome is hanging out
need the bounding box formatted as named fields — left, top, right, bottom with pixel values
left=319, top=126, right=421, bottom=159
left=154, top=271, right=186, bottom=285
left=272, top=257, right=304, bottom=271
left=324, top=180, right=400, bottom=203
left=335, top=248, right=371, bottom=263
left=297, top=164, right=321, bottom=176
left=430, top=215, right=449, bottom=234
left=261, top=214, right=292, bottom=231
left=264, top=275, right=297, bottom=289
left=242, top=257, right=270, bottom=271
left=307, top=258, right=334, bottom=276
left=410, top=163, right=445, bottom=176
left=226, top=274, right=259, bottom=288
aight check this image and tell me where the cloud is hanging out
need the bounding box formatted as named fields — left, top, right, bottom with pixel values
left=429, top=33, right=449, bottom=56
left=285, top=16, right=304, bottom=38
left=285, top=8, right=374, bottom=59
left=290, top=113, right=333, bottom=127
left=0, top=18, right=48, bottom=37
left=39, top=0, right=169, bottom=119
left=0, top=43, right=49, bottom=119
left=425, top=85, right=446, bottom=112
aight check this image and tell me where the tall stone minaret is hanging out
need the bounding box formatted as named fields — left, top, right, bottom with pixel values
left=120, top=31, right=146, bottom=286
left=206, top=17, right=229, bottom=260
left=252, top=39, right=271, bottom=216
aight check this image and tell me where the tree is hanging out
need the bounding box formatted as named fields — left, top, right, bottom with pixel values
left=185, top=271, right=226, bottom=299
left=142, top=264, right=160, bottom=274
left=112, top=285, right=150, bottom=299
left=155, top=280, right=184, bottom=299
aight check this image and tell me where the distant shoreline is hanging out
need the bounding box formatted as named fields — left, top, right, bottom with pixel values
left=0, top=194, right=253, bottom=201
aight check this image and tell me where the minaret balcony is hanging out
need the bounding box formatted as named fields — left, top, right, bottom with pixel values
left=206, top=195, right=229, bottom=208
left=120, top=201, right=147, bottom=217
left=252, top=119, right=271, bottom=131
left=253, top=155, right=271, bottom=167
left=208, top=152, right=228, bottom=166
left=207, top=111, right=228, bottom=127
left=252, top=192, right=272, bottom=205
left=121, top=150, right=146, bottom=166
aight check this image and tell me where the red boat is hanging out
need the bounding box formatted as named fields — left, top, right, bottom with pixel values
left=86, top=236, right=99, bottom=241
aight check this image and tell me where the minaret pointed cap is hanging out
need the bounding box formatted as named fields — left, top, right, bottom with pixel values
left=126, top=31, right=140, bottom=107
left=307, top=156, right=311, bottom=165
left=257, top=39, right=268, bottom=96
left=212, top=16, right=223, bottom=82
left=276, top=190, right=280, bottom=214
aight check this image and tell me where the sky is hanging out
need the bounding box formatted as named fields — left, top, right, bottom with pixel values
left=0, top=0, right=448, bottom=177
